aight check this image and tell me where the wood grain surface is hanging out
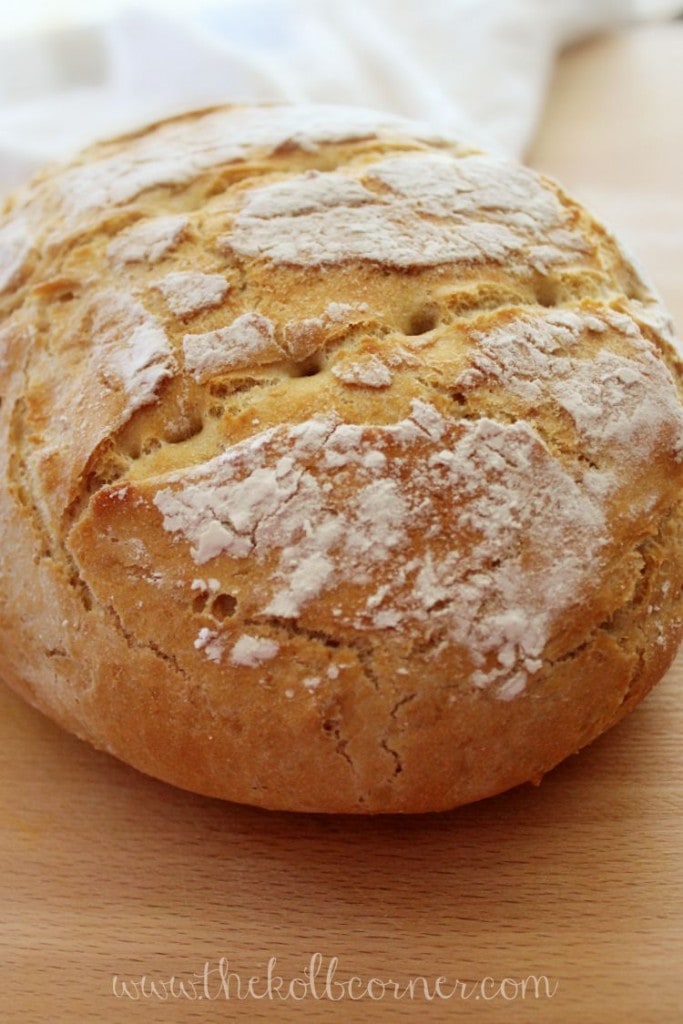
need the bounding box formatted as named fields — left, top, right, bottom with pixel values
left=1, top=23, right=682, bottom=1024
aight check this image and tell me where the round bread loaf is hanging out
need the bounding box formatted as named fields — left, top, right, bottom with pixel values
left=0, top=104, right=681, bottom=813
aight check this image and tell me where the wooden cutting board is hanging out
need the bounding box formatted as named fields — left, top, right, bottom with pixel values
left=1, top=23, right=682, bottom=1024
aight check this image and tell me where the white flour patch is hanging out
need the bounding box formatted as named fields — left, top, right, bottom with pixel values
left=194, top=627, right=225, bottom=663
left=228, top=153, right=588, bottom=270
left=183, top=312, right=284, bottom=381
left=154, top=399, right=613, bottom=699
left=332, top=356, right=393, bottom=388
left=458, top=308, right=683, bottom=462
left=230, top=635, right=280, bottom=667
left=54, top=105, right=446, bottom=227
left=108, top=215, right=189, bottom=265
left=153, top=271, right=229, bottom=316
left=91, top=291, right=177, bottom=414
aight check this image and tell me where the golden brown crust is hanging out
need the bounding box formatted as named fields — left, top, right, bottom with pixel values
left=0, top=103, right=681, bottom=812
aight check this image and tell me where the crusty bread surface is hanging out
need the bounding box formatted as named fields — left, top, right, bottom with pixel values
left=0, top=103, right=681, bottom=812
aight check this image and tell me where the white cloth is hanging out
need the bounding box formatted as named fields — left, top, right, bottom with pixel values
left=0, top=0, right=681, bottom=194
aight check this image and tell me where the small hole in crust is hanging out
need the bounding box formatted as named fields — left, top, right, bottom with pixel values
left=290, top=355, right=323, bottom=378
left=450, top=391, right=467, bottom=406
left=141, top=436, right=162, bottom=455
left=208, top=403, right=224, bottom=419
left=192, top=593, right=208, bottom=614
left=209, top=377, right=277, bottom=397
left=211, top=593, right=238, bottom=619
left=534, top=275, right=560, bottom=308
left=83, top=452, right=127, bottom=492
left=406, top=306, right=440, bottom=336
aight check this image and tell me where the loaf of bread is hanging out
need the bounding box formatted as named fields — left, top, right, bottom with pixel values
left=0, top=103, right=681, bottom=813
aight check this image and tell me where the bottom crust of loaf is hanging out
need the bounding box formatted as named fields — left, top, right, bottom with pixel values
left=2, top=503, right=681, bottom=814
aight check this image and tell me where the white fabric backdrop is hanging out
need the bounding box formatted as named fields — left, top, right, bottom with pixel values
left=0, top=0, right=681, bottom=194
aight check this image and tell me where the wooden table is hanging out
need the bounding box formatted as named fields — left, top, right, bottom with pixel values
left=1, top=23, right=682, bottom=1024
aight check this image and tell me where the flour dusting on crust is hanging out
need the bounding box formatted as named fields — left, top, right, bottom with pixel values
left=154, top=401, right=613, bottom=698
left=0, top=215, right=32, bottom=294
left=230, top=635, right=280, bottom=667
left=458, top=308, right=683, bottom=462
left=332, top=356, right=393, bottom=388
left=153, top=271, right=229, bottom=317
left=194, top=627, right=224, bottom=663
left=91, top=291, right=177, bottom=413
left=228, top=153, right=589, bottom=270
left=108, top=215, right=189, bottom=266
left=51, top=106, right=445, bottom=228
left=183, top=312, right=284, bottom=381
left=283, top=302, right=371, bottom=360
